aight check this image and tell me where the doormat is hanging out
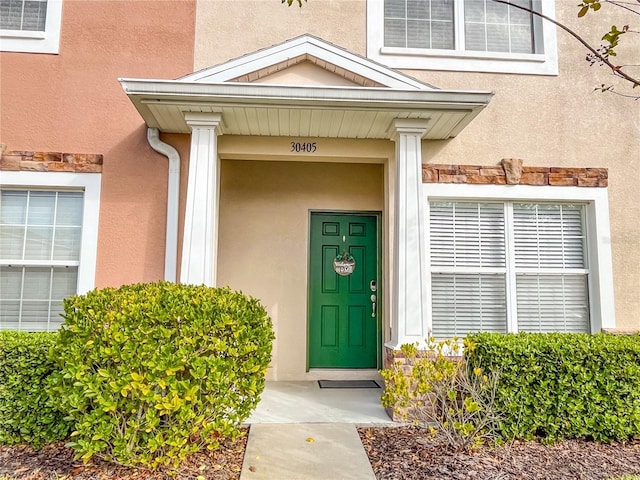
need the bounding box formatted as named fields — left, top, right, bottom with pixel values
left=318, top=380, right=381, bottom=389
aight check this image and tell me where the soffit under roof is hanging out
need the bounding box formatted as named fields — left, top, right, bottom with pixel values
left=120, top=35, right=493, bottom=140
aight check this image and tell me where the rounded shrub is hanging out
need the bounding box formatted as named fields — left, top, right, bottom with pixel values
left=50, top=281, right=274, bottom=468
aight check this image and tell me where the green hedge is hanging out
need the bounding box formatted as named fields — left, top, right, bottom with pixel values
left=465, top=332, right=640, bottom=443
left=50, top=281, right=274, bottom=468
left=0, top=331, right=71, bottom=448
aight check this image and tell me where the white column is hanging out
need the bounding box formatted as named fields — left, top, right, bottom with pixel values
left=180, top=113, right=222, bottom=286
left=388, top=119, right=430, bottom=348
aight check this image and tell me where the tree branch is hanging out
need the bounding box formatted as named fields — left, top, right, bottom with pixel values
left=604, top=0, right=640, bottom=17
left=491, top=0, right=640, bottom=88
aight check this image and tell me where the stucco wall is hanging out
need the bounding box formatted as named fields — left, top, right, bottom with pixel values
left=217, top=159, right=384, bottom=380
left=194, top=0, right=367, bottom=69
left=0, top=0, right=196, bottom=288
left=194, top=1, right=639, bottom=329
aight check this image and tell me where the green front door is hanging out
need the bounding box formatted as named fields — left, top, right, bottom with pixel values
left=308, top=213, right=379, bottom=368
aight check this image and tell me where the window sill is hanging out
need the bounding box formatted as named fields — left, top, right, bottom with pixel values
left=0, top=32, right=60, bottom=54
left=1, top=29, right=46, bottom=39
left=372, top=47, right=558, bottom=76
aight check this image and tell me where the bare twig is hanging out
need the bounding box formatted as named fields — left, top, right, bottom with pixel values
left=491, top=0, right=640, bottom=88
left=605, top=0, right=640, bottom=16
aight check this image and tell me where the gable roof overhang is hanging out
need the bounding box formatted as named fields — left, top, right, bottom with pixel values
left=179, top=34, right=433, bottom=89
left=120, top=80, right=493, bottom=140
left=119, top=35, right=493, bottom=140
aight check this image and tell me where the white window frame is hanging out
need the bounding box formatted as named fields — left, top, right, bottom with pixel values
left=423, top=183, right=615, bottom=334
left=367, top=0, right=558, bottom=75
left=1, top=171, right=101, bottom=297
left=0, top=0, right=63, bottom=54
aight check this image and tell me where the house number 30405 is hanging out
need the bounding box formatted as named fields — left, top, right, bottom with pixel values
left=290, top=141, right=317, bottom=153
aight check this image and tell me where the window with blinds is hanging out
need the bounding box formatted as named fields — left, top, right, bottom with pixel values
left=513, top=203, right=589, bottom=333
left=384, top=0, right=454, bottom=49
left=384, top=0, right=536, bottom=54
left=429, top=201, right=589, bottom=338
left=0, top=0, right=47, bottom=32
left=0, top=189, right=83, bottom=331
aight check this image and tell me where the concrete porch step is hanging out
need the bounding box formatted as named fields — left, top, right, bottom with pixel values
left=240, top=423, right=376, bottom=480
left=245, top=381, right=393, bottom=424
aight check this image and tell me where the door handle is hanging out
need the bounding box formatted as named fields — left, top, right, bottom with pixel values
left=370, top=294, right=377, bottom=318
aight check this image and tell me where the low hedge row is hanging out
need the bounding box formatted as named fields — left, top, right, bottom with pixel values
left=0, top=331, right=71, bottom=448
left=466, top=332, right=640, bottom=443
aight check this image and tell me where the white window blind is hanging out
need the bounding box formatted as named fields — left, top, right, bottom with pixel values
left=384, top=0, right=454, bottom=49
left=432, top=274, right=507, bottom=338
left=464, top=0, right=533, bottom=53
left=513, top=203, right=589, bottom=333
left=0, top=189, right=83, bottom=331
left=0, top=0, right=47, bottom=32
left=430, top=202, right=507, bottom=338
left=429, top=201, right=590, bottom=338
left=384, top=0, right=535, bottom=54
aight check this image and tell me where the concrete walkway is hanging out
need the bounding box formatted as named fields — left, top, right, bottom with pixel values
left=239, top=382, right=390, bottom=479
left=240, top=423, right=376, bottom=479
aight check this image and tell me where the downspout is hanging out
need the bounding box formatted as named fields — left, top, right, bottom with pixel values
left=147, top=128, right=180, bottom=283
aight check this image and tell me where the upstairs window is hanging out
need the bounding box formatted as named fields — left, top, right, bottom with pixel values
left=384, top=0, right=536, bottom=54
left=384, top=0, right=456, bottom=50
left=368, top=0, right=558, bottom=75
left=0, top=0, right=63, bottom=54
left=1, top=0, right=48, bottom=31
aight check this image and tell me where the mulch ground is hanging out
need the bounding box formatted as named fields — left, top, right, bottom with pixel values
left=0, top=429, right=248, bottom=480
left=358, top=426, right=640, bottom=480
left=2, top=426, right=640, bottom=479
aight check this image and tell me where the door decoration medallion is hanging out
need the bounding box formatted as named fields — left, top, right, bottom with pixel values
left=333, top=251, right=355, bottom=276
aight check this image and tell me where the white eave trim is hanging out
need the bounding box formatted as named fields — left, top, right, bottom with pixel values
left=120, top=79, right=492, bottom=110
left=119, top=78, right=492, bottom=139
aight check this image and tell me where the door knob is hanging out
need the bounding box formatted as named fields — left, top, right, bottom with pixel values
left=370, top=294, right=377, bottom=318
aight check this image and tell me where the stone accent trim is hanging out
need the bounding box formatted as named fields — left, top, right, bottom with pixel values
left=601, top=328, right=640, bottom=335
left=423, top=162, right=608, bottom=188
left=0, top=146, right=103, bottom=173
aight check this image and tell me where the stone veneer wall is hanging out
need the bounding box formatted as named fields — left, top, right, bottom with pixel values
left=0, top=146, right=103, bottom=173
left=422, top=161, right=608, bottom=187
